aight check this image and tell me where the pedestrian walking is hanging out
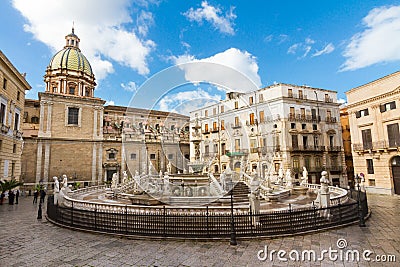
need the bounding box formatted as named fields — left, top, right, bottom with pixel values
left=33, top=190, right=38, bottom=204
left=8, top=190, right=15, bottom=205
left=39, top=189, right=46, bottom=203
left=0, top=192, right=4, bottom=205
left=15, top=190, right=19, bottom=204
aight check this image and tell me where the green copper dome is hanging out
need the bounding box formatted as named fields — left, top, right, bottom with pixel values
left=49, top=47, right=93, bottom=77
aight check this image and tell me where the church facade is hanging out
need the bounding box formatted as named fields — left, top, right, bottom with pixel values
left=21, top=29, right=190, bottom=189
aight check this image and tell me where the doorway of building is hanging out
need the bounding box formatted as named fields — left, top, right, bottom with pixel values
left=106, top=170, right=116, bottom=182
left=234, top=161, right=241, bottom=172
left=391, top=156, right=400, bottom=195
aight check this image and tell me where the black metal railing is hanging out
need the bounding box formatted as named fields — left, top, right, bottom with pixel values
left=47, top=191, right=368, bottom=239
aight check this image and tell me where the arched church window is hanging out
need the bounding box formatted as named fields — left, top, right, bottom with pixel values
left=69, top=86, right=75, bottom=95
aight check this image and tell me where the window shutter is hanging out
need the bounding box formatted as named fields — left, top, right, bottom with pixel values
left=364, top=108, right=369, bottom=116
left=355, top=111, right=361, bottom=118
left=390, top=101, right=396, bottom=110
left=380, top=104, right=386, bottom=113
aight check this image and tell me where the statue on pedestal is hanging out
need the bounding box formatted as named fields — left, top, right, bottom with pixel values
left=122, top=171, right=128, bottom=183
left=301, top=167, right=308, bottom=186
left=111, top=173, right=118, bottom=189
left=167, top=162, right=172, bottom=174
left=285, top=169, right=293, bottom=189
left=53, top=176, right=59, bottom=205
left=277, top=166, right=284, bottom=185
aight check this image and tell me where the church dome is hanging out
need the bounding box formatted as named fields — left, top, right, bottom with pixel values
left=48, top=47, right=93, bottom=77
left=47, top=27, right=93, bottom=77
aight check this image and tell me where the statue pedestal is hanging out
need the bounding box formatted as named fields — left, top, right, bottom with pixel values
left=249, top=193, right=261, bottom=226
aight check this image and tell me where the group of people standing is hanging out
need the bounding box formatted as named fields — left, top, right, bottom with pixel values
left=0, top=189, right=20, bottom=205
left=33, top=189, right=46, bottom=204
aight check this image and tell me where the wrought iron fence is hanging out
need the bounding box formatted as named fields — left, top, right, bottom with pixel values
left=47, top=190, right=368, bottom=239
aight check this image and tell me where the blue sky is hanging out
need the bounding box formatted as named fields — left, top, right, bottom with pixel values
left=2, top=0, right=400, bottom=114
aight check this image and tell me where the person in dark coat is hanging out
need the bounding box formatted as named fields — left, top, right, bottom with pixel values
left=15, top=190, right=19, bottom=204
left=33, top=190, right=38, bottom=204
left=0, top=192, right=4, bottom=205
left=39, top=189, right=46, bottom=203
left=8, top=190, right=15, bottom=205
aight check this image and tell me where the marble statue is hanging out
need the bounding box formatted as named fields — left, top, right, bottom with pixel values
left=277, top=166, right=284, bottom=185
left=53, top=176, right=59, bottom=205
left=111, top=173, right=118, bottom=189
left=62, top=175, right=68, bottom=189
left=122, top=171, right=128, bottom=183
left=301, top=167, right=308, bottom=186
left=167, top=162, right=172, bottom=174
left=285, top=169, right=293, bottom=189
left=188, top=167, right=193, bottom=174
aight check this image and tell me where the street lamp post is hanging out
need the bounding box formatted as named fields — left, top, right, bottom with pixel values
left=229, top=181, right=237, bottom=246
left=355, top=174, right=366, bottom=227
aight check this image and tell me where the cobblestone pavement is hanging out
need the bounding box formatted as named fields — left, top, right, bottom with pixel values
left=0, top=194, right=399, bottom=267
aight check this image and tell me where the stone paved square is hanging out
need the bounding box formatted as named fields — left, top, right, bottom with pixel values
left=0, top=193, right=399, bottom=266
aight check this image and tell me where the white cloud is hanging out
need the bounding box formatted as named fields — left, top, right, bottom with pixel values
left=137, top=10, right=154, bottom=37
left=121, top=81, right=138, bottom=92
left=183, top=1, right=236, bottom=35
left=341, top=5, right=400, bottom=71
left=287, top=43, right=300, bottom=54
left=170, top=48, right=261, bottom=92
left=337, top=98, right=347, bottom=104
left=12, top=0, right=155, bottom=80
left=278, top=34, right=289, bottom=44
left=105, top=100, right=115, bottom=106
left=312, top=43, right=335, bottom=57
left=157, top=88, right=221, bottom=115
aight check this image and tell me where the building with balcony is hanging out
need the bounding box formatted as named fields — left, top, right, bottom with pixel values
left=21, top=29, right=189, bottom=189
left=340, top=106, right=355, bottom=188
left=346, top=71, right=400, bottom=195
left=0, top=50, right=31, bottom=182
left=190, top=83, right=347, bottom=186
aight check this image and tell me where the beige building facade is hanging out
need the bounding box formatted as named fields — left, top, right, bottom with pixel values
left=21, top=29, right=189, bottom=189
left=190, top=84, right=347, bottom=187
left=0, top=50, right=31, bottom=182
left=346, top=71, right=400, bottom=195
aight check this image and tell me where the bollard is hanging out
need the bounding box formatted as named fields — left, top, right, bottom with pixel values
left=37, top=202, right=42, bottom=219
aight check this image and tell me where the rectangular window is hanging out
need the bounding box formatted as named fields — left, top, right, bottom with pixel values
left=213, top=108, right=216, bottom=115
left=150, top=153, right=156, bottom=160
left=314, top=135, right=319, bottom=147
left=288, top=88, right=293, bottom=97
left=326, top=110, right=331, bottom=119
left=11, top=162, right=15, bottom=178
left=259, top=94, right=264, bottom=102
left=220, top=106, right=224, bottom=113
left=313, top=124, right=317, bottom=131
left=17, top=91, right=20, bottom=101
left=204, top=145, right=209, bottom=154
left=291, top=135, right=298, bottom=148
left=356, top=108, right=369, bottom=118
left=0, top=103, right=6, bottom=124
left=69, top=87, right=75, bottom=95
left=380, top=101, right=396, bottom=112
left=204, top=110, right=208, bottom=117
left=367, top=159, right=374, bottom=174
left=204, top=123, right=209, bottom=132
left=130, top=153, right=137, bottom=160
left=291, top=123, right=296, bottom=129
left=234, top=116, right=239, bottom=127
left=290, top=107, right=295, bottom=116
left=302, top=123, right=306, bottom=130
left=303, top=135, right=308, bottom=148
left=168, top=154, right=173, bottom=160
left=293, top=157, right=300, bottom=168
left=234, top=101, right=238, bottom=109
left=300, top=108, right=305, bottom=117
left=315, top=157, right=321, bottom=168
left=259, top=111, right=264, bottom=123
left=299, top=90, right=303, bottom=99
left=14, top=112, right=19, bottom=130
left=304, top=156, right=311, bottom=169
left=13, top=144, right=16, bottom=153
left=250, top=138, right=257, bottom=148
left=387, top=123, right=400, bottom=147
left=213, top=121, right=217, bottom=131
left=235, top=139, right=240, bottom=151
left=214, top=144, right=218, bottom=153
left=362, top=129, right=372, bottom=150
left=3, top=78, right=7, bottom=90
left=67, top=107, right=79, bottom=125
left=221, top=143, right=226, bottom=155
left=221, top=120, right=225, bottom=130
left=249, top=96, right=254, bottom=105
left=249, top=113, right=255, bottom=125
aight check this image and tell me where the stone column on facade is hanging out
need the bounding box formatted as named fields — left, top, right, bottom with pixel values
left=93, top=109, right=98, bottom=139
left=35, top=142, right=43, bottom=184
left=46, top=102, right=53, bottom=136
left=43, top=142, right=50, bottom=184
left=98, top=143, right=103, bottom=184
left=39, top=102, right=45, bottom=134
left=98, top=107, right=104, bottom=139
left=92, top=143, right=97, bottom=185
left=121, top=143, right=126, bottom=178
left=63, top=80, right=67, bottom=94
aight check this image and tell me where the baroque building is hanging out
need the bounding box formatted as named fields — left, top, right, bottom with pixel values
left=190, top=83, right=347, bottom=187
left=346, top=71, right=400, bottom=195
left=21, top=29, right=189, bottom=189
left=0, top=51, right=31, bottom=182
